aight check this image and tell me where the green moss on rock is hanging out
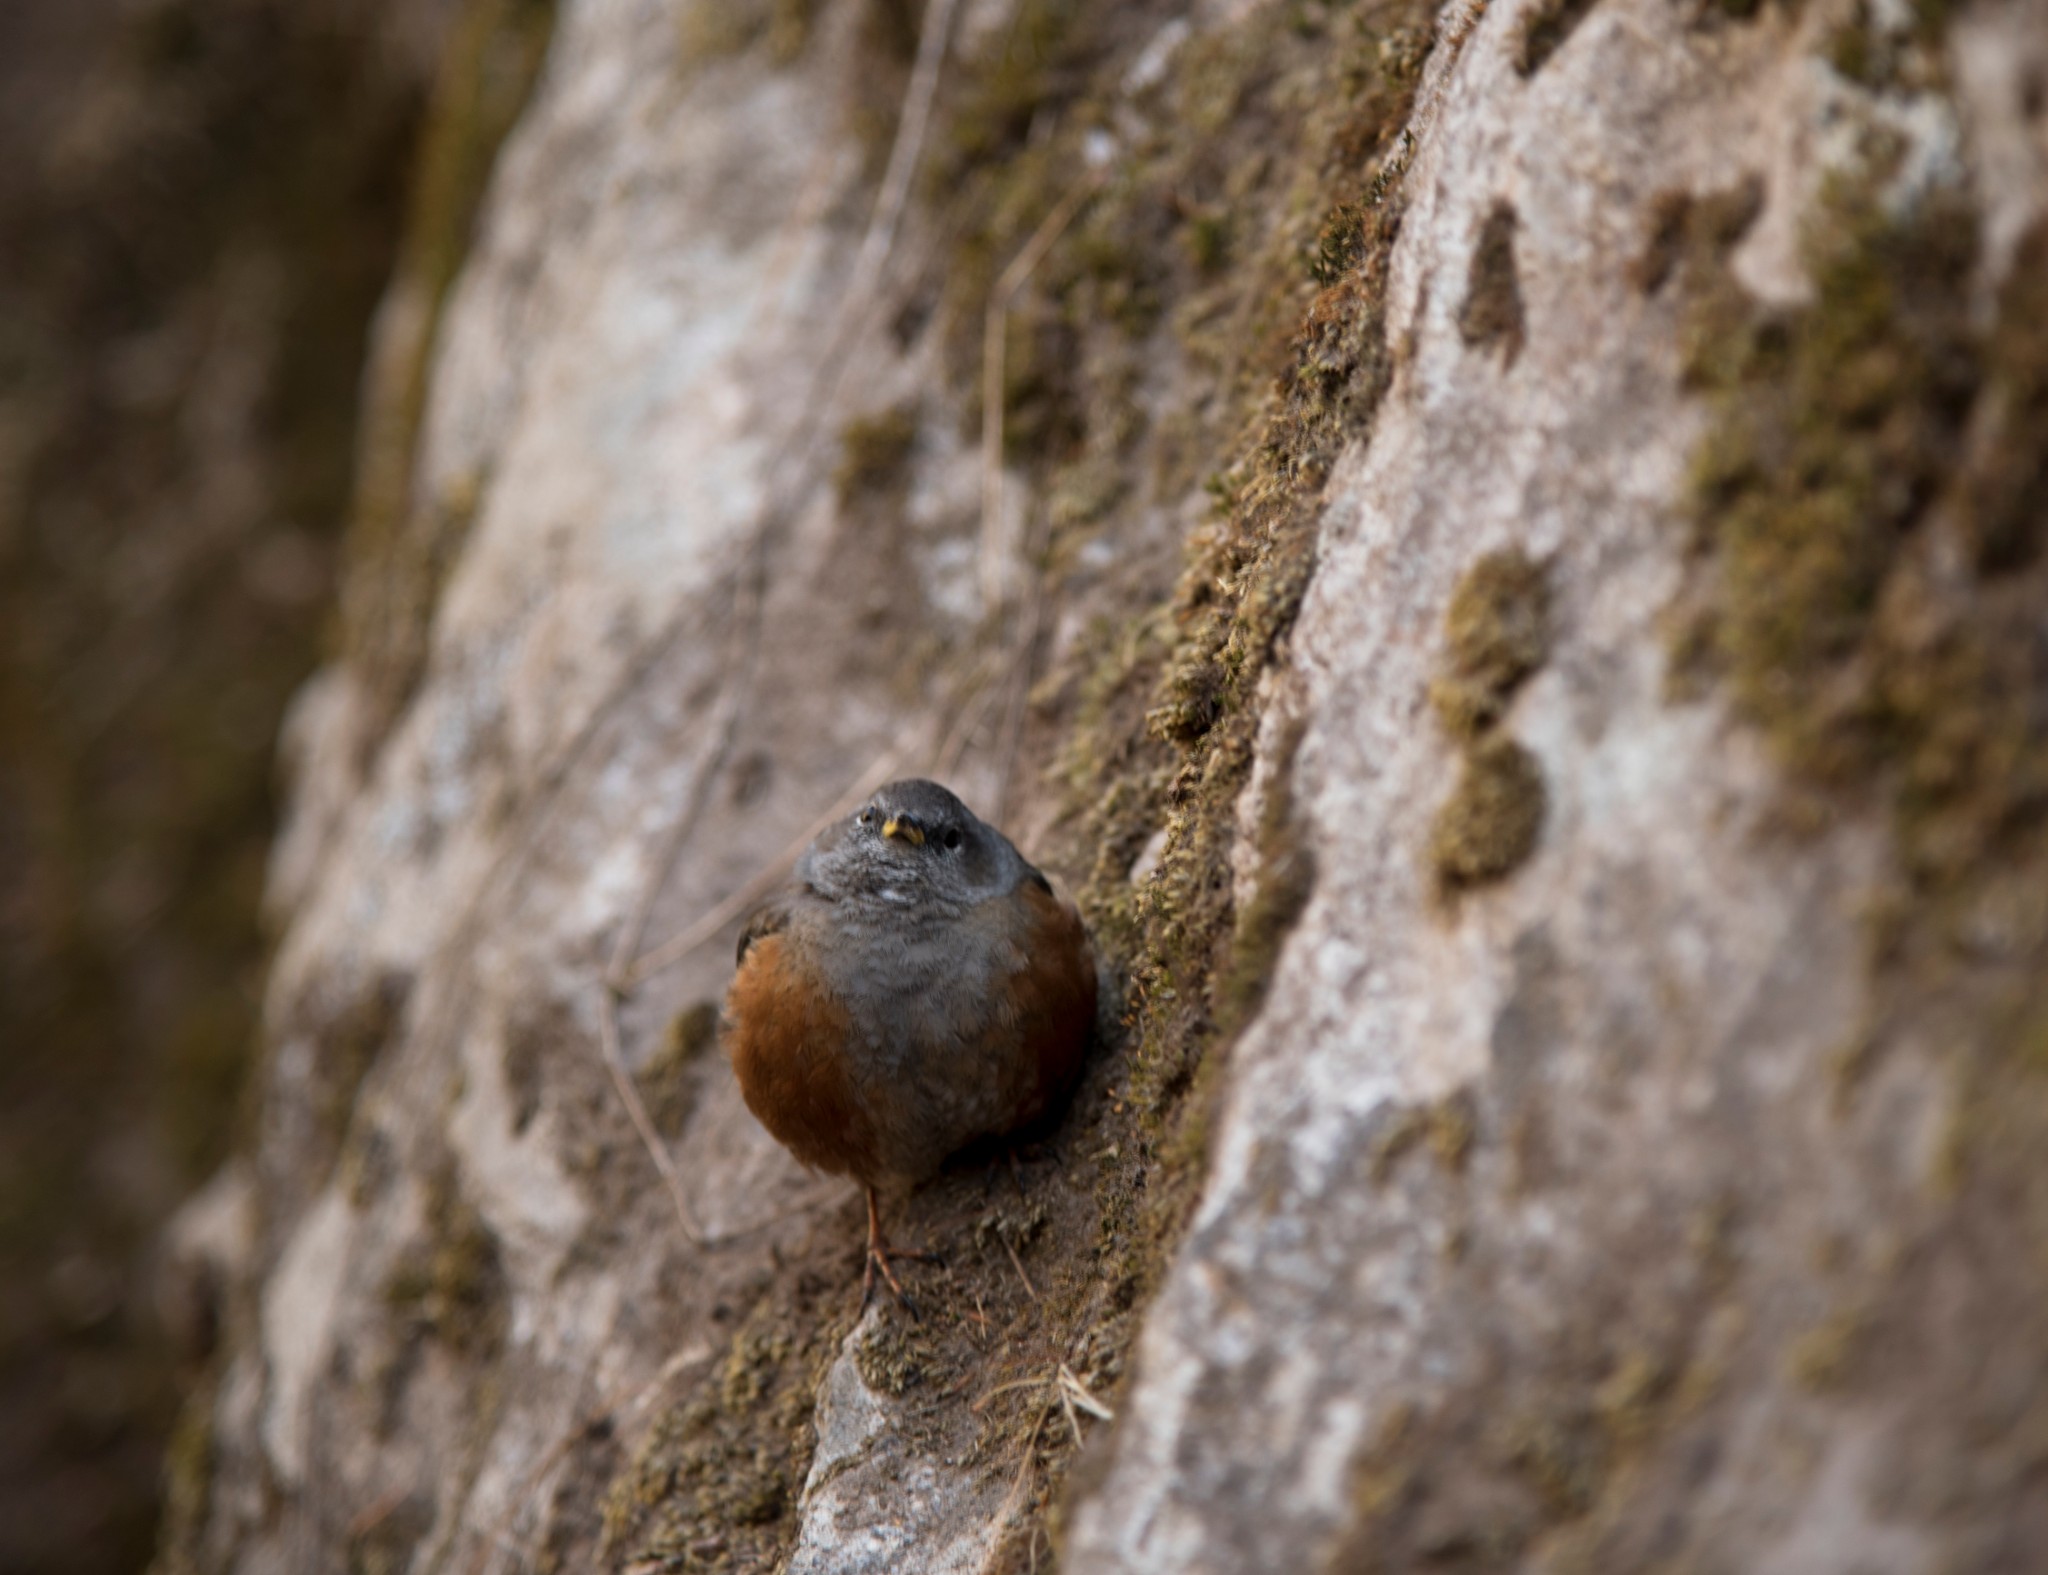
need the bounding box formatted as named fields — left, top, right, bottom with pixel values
left=600, top=1288, right=848, bottom=1571
left=150, top=1389, right=216, bottom=1575
left=1682, top=184, right=1979, bottom=787
left=1457, top=201, right=1526, bottom=365
left=1424, top=548, right=1552, bottom=896
left=1631, top=178, right=1763, bottom=297
left=640, top=1000, right=719, bottom=1139
left=1517, top=0, right=1601, bottom=77
left=676, top=0, right=822, bottom=70
left=1431, top=735, right=1547, bottom=893
left=1369, top=1090, right=1480, bottom=1184
left=834, top=404, right=921, bottom=507
left=1673, top=131, right=2048, bottom=1549
left=1216, top=726, right=1319, bottom=1032
left=1788, top=1304, right=1868, bottom=1391
left=1429, top=547, right=1553, bottom=740
left=383, top=1165, right=507, bottom=1360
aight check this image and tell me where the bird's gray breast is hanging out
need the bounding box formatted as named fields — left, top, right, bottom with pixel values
left=824, top=892, right=1011, bottom=1051
left=806, top=883, right=1028, bottom=1176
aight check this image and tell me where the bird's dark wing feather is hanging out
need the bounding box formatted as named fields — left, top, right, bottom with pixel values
left=735, top=893, right=795, bottom=967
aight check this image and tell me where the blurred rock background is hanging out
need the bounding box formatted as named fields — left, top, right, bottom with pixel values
left=0, top=2, right=453, bottom=1567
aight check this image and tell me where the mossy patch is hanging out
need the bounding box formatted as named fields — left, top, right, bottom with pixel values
left=642, top=1000, right=720, bottom=1139
left=1184, top=205, right=1235, bottom=276
left=1370, top=1090, right=1480, bottom=1183
left=600, top=1285, right=850, bottom=1571
left=935, top=0, right=1098, bottom=178
left=273, top=966, right=414, bottom=1201
left=1824, top=0, right=1950, bottom=94
left=1517, top=0, right=1602, bottom=77
left=1425, top=550, right=1552, bottom=896
left=1670, top=107, right=2048, bottom=1551
left=382, top=1164, right=508, bottom=1361
left=1311, top=200, right=1377, bottom=288
left=855, top=1309, right=944, bottom=1397
left=1429, top=547, right=1553, bottom=740
left=1457, top=201, right=1526, bottom=365
left=1787, top=1303, right=1868, bottom=1391
left=676, top=0, right=823, bottom=71
left=344, top=1492, right=434, bottom=1575
left=1215, top=717, right=1319, bottom=1033
left=1630, top=178, right=1764, bottom=297
left=1677, top=182, right=1981, bottom=785
left=150, top=1388, right=216, bottom=1575
left=1430, top=735, right=1548, bottom=893
left=834, top=403, right=921, bottom=508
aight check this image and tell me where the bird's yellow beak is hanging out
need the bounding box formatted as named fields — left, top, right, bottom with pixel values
left=881, top=817, right=924, bottom=847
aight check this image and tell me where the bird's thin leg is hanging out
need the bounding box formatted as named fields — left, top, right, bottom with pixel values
left=862, top=1186, right=939, bottom=1317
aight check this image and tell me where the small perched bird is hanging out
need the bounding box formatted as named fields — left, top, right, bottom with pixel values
left=724, top=778, right=1095, bottom=1309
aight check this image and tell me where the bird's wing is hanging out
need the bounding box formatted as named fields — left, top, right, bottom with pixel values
left=735, top=891, right=795, bottom=967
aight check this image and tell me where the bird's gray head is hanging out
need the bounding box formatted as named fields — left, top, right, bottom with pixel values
left=800, top=778, right=1020, bottom=908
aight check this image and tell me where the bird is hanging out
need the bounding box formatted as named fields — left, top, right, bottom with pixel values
left=723, top=778, right=1096, bottom=1311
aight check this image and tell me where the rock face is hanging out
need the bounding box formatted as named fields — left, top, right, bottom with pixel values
left=163, top=0, right=2048, bottom=1572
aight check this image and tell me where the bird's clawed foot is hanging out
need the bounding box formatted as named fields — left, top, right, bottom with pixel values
left=862, top=1186, right=939, bottom=1318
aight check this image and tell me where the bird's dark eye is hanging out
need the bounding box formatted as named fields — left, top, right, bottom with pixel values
left=942, top=827, right=963, bottom=851
left=858, top=808, right=874, bottom=827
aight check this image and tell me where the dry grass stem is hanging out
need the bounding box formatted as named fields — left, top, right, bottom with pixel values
left=462, top=1344, right=717, bottom=1575
left=1000, top=1233, right=1039, bottom=1301
left=622, top=740, right=912, bottom=987
left=979, top=171, right=1103, bottom=616
left=1058, top=1363, right=1113, bottom=1420
left=934, top=658, right=1002, bottom=778
left=843, top=0, right=963, bottom=309
left=990, top=493, right=1057, bottom=828
left=598, top=978, right=705, bottom=1243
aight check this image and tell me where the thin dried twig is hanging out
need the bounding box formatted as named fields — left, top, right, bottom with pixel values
left=464, top=1344, right=717, bottom=1575
left=348, top=1485, right=410, bottom=1542
left=622, top=740, right=910, bottom=988
left=598, top=978, right=703, bottom=1243
left=966, top=1347, right=1115, bottom=1568
left=999, top=1232, right=1039, bottom=1303
left=979, top=171, right=1103, bottom=616
left=593, top=548, right=762, bottom=1245
left=971, top=1375, right=1052, bottom=1412
left=843, top=0, right=963, bottom=310
left=933, top=656, right=1003, bottom=780
left=1058, top=1363, right=1114, bottom=1420
left=989, top=491, right=1057, bottom=830
left=995, top=1396, right=1054, bottom=1545
left=588, top=0, right=969, bottom=1230
left=1057, top=1382, right=1084, bottom=1450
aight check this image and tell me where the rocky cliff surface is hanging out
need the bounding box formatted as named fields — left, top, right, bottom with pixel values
left=162, top=0, right=2048, bottom=1570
